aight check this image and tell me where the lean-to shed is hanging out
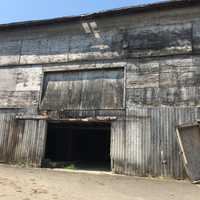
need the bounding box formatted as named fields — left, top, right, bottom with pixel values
left=0, top=0, right=200, bottom=179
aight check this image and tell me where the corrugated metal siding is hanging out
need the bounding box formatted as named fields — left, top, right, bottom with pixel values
left=0, top=113, right=17, bottom=163
left=13, top=119, right=47, bottom=166
left=123, top=106, right=200, bottom=178
left=111, top=118, right=126, bottom=174
left=0, top=112, right=46, bottom=166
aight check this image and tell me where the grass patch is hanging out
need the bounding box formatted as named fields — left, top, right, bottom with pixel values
left=64, top=163, right=76, bottom=170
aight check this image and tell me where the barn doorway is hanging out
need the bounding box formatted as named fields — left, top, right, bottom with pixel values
left=43, top=122, right=111, bottom=171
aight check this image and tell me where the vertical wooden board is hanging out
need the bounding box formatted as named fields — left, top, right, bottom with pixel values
left=101, top=69, right=124, bottom=109
left=13, top=119, right=47, bottom=166
left=13, top=120, right=25, bottom=163
left=125, top=107, right=151, bottom=176
left=149, top=107, right=161, bottom=176
left=0, top=114, right=10, bottom=162
left=0, top=112, right=24, bottom=163
left=111, top=119, right=125, bottom=174
left=80, top=70, right=103, bottom=109
left=35, top=120, right=47, bottom=166
left=124, top=106, right=199, bottom=178
left=40, top=68, right=124, bottom=110
left=27, top=120, right=38, bottom=164
left=65, top=71, right=82, bottom=110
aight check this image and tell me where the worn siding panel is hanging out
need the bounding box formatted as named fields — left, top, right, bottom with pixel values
left=159, top=58, right=200, bottom=88
left=20, top=35, right=70, bottom=64
left=0, top=91, right=39, bottom=108
left=40, top=68, right=124, bottom=110
left=15, top=66, right=42, bottom=91
left=0, top=40, right=21, bottom=65
left=15, top=119, right=46, bottom=166
left=68, top=29, right=123, bottom=61
left=127, top=23, right=192, bottom=57
left=126, top=87, right=200, bottom=107
left=125, top=108, right=151, bottom=176
left=0, top=68, right=17, bottom=91
left=0, top=111, right=46, bottom=166
left=111, top=118, right=126, bottom=174
left=126, top=60, right=159, bottom=88
left=193, top=21, right=200, bottom=53
left=0, top=65, right=42, bottom=108
left=124, top=106, right=200, bottom=178
left=126, top=57, right=200, bottom=106
left=0, top=22, right=193, bottom=66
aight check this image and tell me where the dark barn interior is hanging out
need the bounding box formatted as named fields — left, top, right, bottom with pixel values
left=43, top=122, right=111, bottom=171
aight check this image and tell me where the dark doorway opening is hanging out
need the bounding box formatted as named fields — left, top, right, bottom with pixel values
left=42, top=122, right=111, bottom=171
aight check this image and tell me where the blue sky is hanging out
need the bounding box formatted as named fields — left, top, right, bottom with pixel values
left=0, top=0, right=163, bottom=24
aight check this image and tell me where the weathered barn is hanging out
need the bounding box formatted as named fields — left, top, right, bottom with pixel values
left=0, top=0, right=200, bottom=179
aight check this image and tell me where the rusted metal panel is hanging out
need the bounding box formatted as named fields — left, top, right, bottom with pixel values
left=176, top=123, right=200, bottom=183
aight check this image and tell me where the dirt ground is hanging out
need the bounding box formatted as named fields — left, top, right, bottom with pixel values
left=0, top=164, right=200, bottom=200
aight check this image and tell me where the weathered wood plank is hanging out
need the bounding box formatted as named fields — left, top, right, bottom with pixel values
left=160, top=58, right=200, bottom=88
left=126, top=60, right=159, bottom=88
left=0, top=40, right=21, bottom=65
left=20, top=35, right=70, bottom=64
left=126, top=87, right=200, bottom=107
left=40, top=68, right=124, bottom=110
left=193, top=21, right=200, bottom=53
left=127, top=23, right=192, bottom=57
left=128, top=23, right=192, bottom=57
left=0, top=65, right=42, bottom=92
left=0, top=91, right=39, bottom=108
left=16, top=66, right=42, bottom=91
left=125, top=106, right=198, bottom=178
left=68, top=29, right=123, bottom=61
left=0, top=68, right=17, bottom=91
left=111, top=118, right=126, bottom=174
